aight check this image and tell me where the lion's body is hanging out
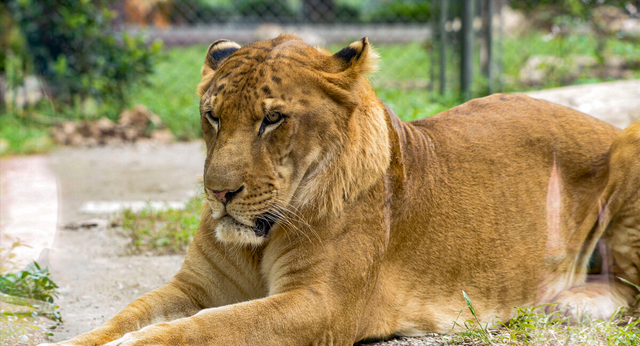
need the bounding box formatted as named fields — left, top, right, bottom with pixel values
left=46, top=35, right=640, bottom=346
left=360, top=96, right=620, bottom=336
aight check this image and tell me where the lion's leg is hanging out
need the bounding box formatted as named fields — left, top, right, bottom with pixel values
left=545, top=281, right=631, bottom=321
left=598, top=121, right=640, bottom=308
left=600, top=121, right=640, bottom=303
left=42, top=215, right=266, bottom=346
left=103, top=289, right=358, bottom=346
left=42, top=282, right=202, bottom=346
left=543, top=122, right=640, bottom=321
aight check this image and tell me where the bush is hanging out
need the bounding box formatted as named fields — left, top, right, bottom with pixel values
left=236, top=0, right=297, bottom=23
left=365, top=0, right=432, bottom=23
left=4, top=0, right=161, bottom=115
left=170, top=0, right=236, bottom=24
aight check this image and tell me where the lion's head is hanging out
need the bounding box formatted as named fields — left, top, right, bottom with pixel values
left=197, top=34, right=390, bottom=246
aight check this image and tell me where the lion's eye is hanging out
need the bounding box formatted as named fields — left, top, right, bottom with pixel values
left=259, top=112, right=286, bottom=136
left=204, top=111, right=219, bottom=131
left=264, top=112, right=282, bottom=125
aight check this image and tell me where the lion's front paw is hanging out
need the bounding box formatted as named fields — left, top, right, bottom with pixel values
left=103, top=325, right=172, bottom=346
left=103, top=333, right=138, bottom=346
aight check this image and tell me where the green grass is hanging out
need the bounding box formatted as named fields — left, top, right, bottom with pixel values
left=501, top=32, right=640, bottom=92
left=121, top=195, right=204, bottom=255
left=0, top=236, right=61, bottom=345
left=0, top=113, right=55, bottom=156
left=0, top=263, right=60, bottom=310
left=124, top=31, right=640, bottom=143
left=446, top=291, right=640, bottom=345
left=127, top=47, right=206, bottom=141
left=3, top=30, right=640, bottom=156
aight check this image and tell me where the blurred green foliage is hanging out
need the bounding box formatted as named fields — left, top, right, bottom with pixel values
left=364, top=0, right=432, bottom=23
left=510, top=0, right=634, bottom=18
left=2, top=0, right=161, bottom=114
left=237, top=0, right=297, bottom=22
left=0, top=262, right=59, bottom=306
left=122, top=196, right=203, bottom=255
left=171, top=0, right=432, bottom=24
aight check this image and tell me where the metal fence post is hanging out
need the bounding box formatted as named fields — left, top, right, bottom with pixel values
left=482, top=0, right=494, bottom=95
left=461, top=0, right=474, bottom=101
left=439, top=0, right=448, bottom=95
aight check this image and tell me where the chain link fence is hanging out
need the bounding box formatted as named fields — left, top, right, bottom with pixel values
left=3, top=0, right=640, bottom=142
left=113, top=0, right=505, bottom=100
left=116, top=0, right=438, bottom=45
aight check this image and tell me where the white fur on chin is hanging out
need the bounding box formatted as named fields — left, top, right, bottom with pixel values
left=215, top=216, right=267, bottom=246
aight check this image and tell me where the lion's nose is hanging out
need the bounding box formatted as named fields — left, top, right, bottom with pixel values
left=207, top=185, right=244, bottom=205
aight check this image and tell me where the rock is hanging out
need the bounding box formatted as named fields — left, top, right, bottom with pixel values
left=119, top=105, right=155, bottom=130
left=122, top=126, right=141, bottom=142
left=519, top=55, right=567, bottom=86
left=593, top=5, right=640, bottom=37
left=64, top=219, right=109, bottom=230
left=150, top=129, right=175, bottom=144
left=95, top=117, right=115, bottom=134
left=51, top=105, right=169, bottom=146
left=519, top=54, right=634, bottom=86
left=67, top=132, right=85, bottom=146
left=499, top=6, right=528, bottom=38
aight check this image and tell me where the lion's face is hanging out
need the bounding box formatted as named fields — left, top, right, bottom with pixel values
left=197, top=36, right=368, bottom=245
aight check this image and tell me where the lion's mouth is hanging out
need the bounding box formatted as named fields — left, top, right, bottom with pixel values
left=253, top=214, right=277, bottom=237
left=218, top=213, right=278, bottom=237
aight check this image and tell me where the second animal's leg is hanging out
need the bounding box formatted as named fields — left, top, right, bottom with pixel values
left=544, top=122, right=640, bottom=320
left=600, top=121, right=640, bottom=308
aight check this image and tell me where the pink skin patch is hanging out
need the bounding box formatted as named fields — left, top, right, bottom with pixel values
left=598, top=198, right=606, bottom=226
left=545, top=155, right=564, bottom=257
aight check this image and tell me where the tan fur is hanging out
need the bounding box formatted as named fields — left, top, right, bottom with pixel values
left=43, top=35, right=640, bottom=346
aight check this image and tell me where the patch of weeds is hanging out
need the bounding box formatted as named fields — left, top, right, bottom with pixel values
left=619, top=277, right=640, bottom=305
left=0, top=112, right=55, bottom=156
left=0, top=236, right=61, bottom=345
left=446, top=290, right=640, bottom=345
left=448, top=291, right=495, bottom=345
left=121, top=195, right=203, bottom=255
left=0, top=308, right=56, bottom=346
left=0, top=262, right=59, bottom=309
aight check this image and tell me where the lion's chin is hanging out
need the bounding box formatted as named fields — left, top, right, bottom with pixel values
left=215, top=216, right=269, bottom=246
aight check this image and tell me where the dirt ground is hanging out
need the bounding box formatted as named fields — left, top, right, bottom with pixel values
left=4, top=80, right=640, bottom=345
left=40, top=141, right=204, bottom=342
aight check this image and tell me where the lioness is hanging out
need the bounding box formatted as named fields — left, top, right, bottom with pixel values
left=44, top=35, right=640, bottom=346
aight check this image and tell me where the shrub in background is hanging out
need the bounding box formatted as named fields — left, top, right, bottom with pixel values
left=364, top=0, right=432, bottom=23
left=236, top=0, right=298, bottom=23
left=4, top=0, right=161, bottom=118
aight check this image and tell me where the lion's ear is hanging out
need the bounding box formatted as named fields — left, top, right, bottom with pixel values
left=331, top=37, right=379, bottom=76
left=203, top=39, right=241, bottom=74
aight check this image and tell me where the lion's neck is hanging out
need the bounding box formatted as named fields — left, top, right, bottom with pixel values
left=295, top=89, right=391, bottom=221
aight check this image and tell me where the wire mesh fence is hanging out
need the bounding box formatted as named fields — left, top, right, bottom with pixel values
left=114, top=0, right=504, bottom=97
left=115, top=0, right=434, bottom=28
left=3, top=0, right=640, bottom=148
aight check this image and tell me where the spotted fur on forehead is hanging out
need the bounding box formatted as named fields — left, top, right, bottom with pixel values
left=199, top=36, right=327, bottom=98
left=198, top=34, right=378, bottom=104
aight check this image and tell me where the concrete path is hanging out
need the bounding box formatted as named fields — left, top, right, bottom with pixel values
left=1, top=141, right=205, bottom=269
left=0, top=156, right=58, bottom=270
left=0, top=141, right=205, bottom=342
